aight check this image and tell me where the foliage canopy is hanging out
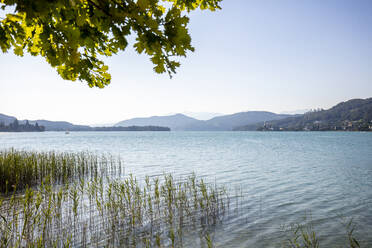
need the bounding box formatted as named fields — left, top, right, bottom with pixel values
left=0, top=0, right=221, bottom=87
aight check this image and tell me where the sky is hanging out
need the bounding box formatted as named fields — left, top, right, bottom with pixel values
left=1, top=0, right=372, bottom=125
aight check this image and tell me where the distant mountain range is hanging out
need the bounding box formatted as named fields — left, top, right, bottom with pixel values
left=115, top=111, right=291, bottom=131
left=2, top=97, right=371, bottom=132
left=1, top=111, right=291, bottom=131
left=235, top=98, right=372, bottom=131
left=0, top=116, right=169, bottom=132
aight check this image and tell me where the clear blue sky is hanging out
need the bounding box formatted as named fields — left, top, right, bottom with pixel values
left=1, top=0, right=371, bottom=124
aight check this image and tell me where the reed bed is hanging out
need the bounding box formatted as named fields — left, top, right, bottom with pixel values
left=0, top=173, right=228, bottom=247
left=0, top=149, right=123, bottom=193
left=0, top=149, right=230, bottom=247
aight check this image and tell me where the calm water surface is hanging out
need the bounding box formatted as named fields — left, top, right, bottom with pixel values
left=1, top=131, right=372, bottom=247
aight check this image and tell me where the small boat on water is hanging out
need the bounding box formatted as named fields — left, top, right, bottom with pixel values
left=65, top=131, right=70, bottom=134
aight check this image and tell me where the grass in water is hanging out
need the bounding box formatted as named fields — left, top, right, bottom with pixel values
left=0, top=149, right=122, bottom=193
left=0, top=149, right=228, bottom=247
left=282, top=215, right=362, bottom=248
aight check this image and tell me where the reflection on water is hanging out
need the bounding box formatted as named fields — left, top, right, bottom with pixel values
left=1, top=131, right=372, bottom=247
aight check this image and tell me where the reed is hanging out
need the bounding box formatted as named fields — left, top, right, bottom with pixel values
left=282, top=215, right=362, bottom=248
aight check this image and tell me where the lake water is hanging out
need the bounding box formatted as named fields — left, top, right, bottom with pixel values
left=1, top=131, right=372, bottom=247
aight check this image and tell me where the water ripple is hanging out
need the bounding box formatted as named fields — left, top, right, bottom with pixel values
left=1, top=131, right=372, bottom=246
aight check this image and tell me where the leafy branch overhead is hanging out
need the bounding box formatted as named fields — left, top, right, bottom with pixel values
left=0, top=0, right=221, bottom=87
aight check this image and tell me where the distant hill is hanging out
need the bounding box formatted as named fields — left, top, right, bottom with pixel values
left=21, top=120, right=170, bottom=132
left=0, top=113, right=17, bottom=125
left=1, top=114, right=171, bottom=131
left=19, top=120, right=92, bottom=131
left=0, top=119, right=45, bottom=132
left=0, top=114, right=91, bottom=131
left=93, top=126, right=170, bottom=131
left=202, top=111, right=291, bottom=131
left=116, top=112, right=291, bottom=131
left=235, top=98, right=372, bottom=131
left=115, top=114, right=202, bottom=131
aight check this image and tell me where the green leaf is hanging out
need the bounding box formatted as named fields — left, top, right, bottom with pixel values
left=0, top=0, right=222, bottom=87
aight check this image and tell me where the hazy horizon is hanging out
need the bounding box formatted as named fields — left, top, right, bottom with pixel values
left=1, top=0, right=371, bottom=125
left=2, top=109, right=310, bottom=126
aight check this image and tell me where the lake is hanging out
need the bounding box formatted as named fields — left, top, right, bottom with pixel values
left=1, top=131, right=372, bottom=247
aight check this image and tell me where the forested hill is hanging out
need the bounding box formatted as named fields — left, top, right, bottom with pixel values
left=0, top=120, right=45, bottom=132
left=235, top=98, right=372, bottom=131
left=115, top=114, right=200, bottom=131
left=202, top=111, right=291, bottom=131
left=0, top=114, right=170, bottom=131
left=0, top=114, right=91, bottom=131
left=22, top=120, right=92, bottom=131
left=115, top=112, right=291, bottom=131
left=92, top=126, right=170, bottom=131
left=0, top=113, right=16, bottom=125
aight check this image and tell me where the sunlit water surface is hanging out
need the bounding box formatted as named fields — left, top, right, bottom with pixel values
left=1, top=131, right=372, bottom=247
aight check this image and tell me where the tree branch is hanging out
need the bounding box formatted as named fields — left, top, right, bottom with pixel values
left=87, top=0, right=113, bottom=17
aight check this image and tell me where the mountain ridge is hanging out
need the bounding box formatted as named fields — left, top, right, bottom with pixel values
left=3, top=97, right=371, bottom=132
left=115, top=113, right=200, bottom=131
left=235, top=98, right=372, bottom=131
left=115, top=111, right=291, bottom=131
left=0, top=112, right=299, bottom=131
